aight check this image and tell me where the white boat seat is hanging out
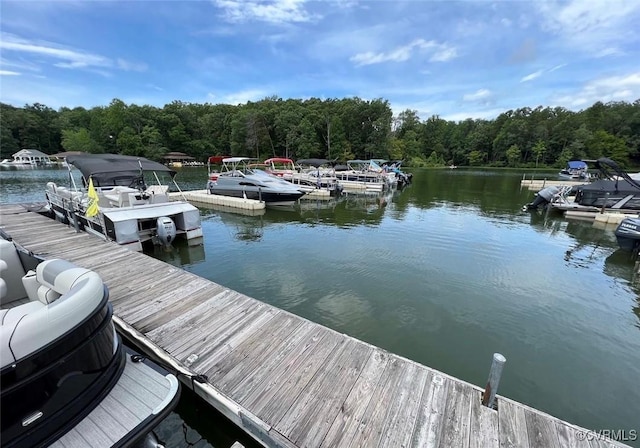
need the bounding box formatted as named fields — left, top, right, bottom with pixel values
left=1, top=258, right=105, bottom=368
left=0, top=301, right=45, bottom=366
left=0, top=260, right=7, bottom=300
left=0, top=239, right=27, bottom=304
left=36, top=259, right=93, bottom=300
left=103, top=186, right=139, bottom=207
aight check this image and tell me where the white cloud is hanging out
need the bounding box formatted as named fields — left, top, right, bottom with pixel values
left=536, top=0, right=640, bottom=55
left=116, top=58, right=148, bottom=72
left=0, top=57, right=41, bottom=72
left=430, top=45, right=458, bottom=62
left=0, top=32, right=147, bottom=74
left=552, top=72, right=640, bottom=108
left=521, top=70, right=543, bottom=82
left=463, top=89, right=492, bottom=102
left=443, top=108, right=506, bottom=122
left=0, top=70, right=20, bottom=76
left=207, top=89, right=270, bottom=105
left=213, top=0, right=317, bottom=24
left=0, top=33, right=110, bottom=68
left=350, top=39, right=457, bottom=66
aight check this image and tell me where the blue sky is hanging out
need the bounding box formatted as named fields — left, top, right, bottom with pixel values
left=1, top=0, right=639, bottom=121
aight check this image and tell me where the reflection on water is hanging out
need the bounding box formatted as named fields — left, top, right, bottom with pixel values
left=3, top=167, right=640, bottom=446
left=150, top=240, right=206, bottom=267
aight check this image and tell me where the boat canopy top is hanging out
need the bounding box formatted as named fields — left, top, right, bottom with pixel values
left=567, top=160, right=588, bottom=169
left=207, top=155, right=232, bottom=164
left=296, top=158, right=335, bottom=168
left=264, top=158, right=294, bottom=164
left=222, top=157, right=255, bottom=164
left=66, top=154, right=175, bottom=186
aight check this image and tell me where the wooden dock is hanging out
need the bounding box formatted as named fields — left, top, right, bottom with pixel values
left=0, top=204, right=629, bottom=448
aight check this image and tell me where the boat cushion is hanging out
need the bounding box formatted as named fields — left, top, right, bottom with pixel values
left=0, top=301, right=45, bottom=367
left=0, top=260, right=7, bottom=300
left=0, top=239, right=28, bottom=304
left=1, top=263, right=105, bottom=368
left=37, top=285, right=61, bottom=304
left=36, top=259, right=94, bottom=297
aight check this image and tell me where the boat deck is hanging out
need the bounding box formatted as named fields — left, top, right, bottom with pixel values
left=50, top=353, right=178, bottom=448
left=0, top=204, right=629, bottom=448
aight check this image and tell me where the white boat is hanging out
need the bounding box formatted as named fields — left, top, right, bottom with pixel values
left=333, top=160, right=389, bottom=192
left=0, top=234, right=180, bottom=447
left=45, top=153, right=203, bottom=252
left=264, top=158, right=343, bottom=197
left=558, top=160, right=589, bottom=180
left=207, top=157, right=305, bottom=206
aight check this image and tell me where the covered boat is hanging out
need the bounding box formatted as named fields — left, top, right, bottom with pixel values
left=333, top=160, right=389, bottom=192
left=0, top=234, right=180, bottom=447
left=527, top=158, right=640, bottom=213
left=558, top=160, right=589, bottom=180
left=282, top=158, right=343, bottom=197
left=207, top=157, right=305, bottom=205
left=45, top=153, right=203, bottom=251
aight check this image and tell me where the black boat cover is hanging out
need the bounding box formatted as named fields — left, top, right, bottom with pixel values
left=66, top=154, right=175, bottom=186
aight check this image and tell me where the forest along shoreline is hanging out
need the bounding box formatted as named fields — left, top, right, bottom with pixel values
left=1, top=99, right=637, bottom=171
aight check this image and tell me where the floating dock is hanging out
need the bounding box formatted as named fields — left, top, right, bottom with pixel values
left=520, top=179, right=587, bottom=191
left=566, top=210, right=637, bottom=226
left=0, top=204, right=630, bottom=448
left=169, top=190, right=266, bottom=210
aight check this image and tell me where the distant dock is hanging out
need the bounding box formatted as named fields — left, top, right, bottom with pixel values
left=0, top=204, right=630, bottom=448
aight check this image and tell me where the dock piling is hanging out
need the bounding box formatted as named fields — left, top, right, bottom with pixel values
left=601, top=192, right=610, bottom=214
left=482, top=353, right=506, bottom=409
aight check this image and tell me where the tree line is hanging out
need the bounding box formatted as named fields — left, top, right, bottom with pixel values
left=1, top=97, right=638, bottom=168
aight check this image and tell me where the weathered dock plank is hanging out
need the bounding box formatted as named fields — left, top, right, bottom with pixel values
left=320, top=349, right=390, bottom=447
left=410, top=371, right=450, bottom=447
left=0, top=205, right=628, bottom=448
left=499, top=399, right=531, bottom=448
left=470, top=390, right=499, bottom=448
left=277, top=340, right=372, bottom=447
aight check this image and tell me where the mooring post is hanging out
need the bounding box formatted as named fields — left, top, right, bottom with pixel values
left=600, top=192, right=609, bottom=214
left=482, top=353, right=506, bottom=408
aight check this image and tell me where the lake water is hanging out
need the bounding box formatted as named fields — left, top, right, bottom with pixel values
left=1, top=165, right=639, bottom=447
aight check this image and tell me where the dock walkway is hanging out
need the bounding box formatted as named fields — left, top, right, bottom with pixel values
left=0, top=204, right=628, bottom=448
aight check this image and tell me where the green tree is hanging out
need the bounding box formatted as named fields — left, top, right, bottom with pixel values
left=531, top=140, right=547, bottom=167
left=587, top=130, right=631, bottom=167
left=467, top=150, right=486, bottom=166
left=506, top=144, right=521, bottom=167
left=61, top=128, right=102, bottom=153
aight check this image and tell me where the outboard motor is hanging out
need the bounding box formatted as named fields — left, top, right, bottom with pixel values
left=155, top=216, right=176, bottom=248
left=614, top=218, right=640, bottom=253
left=523, top=185, right=561, bottom=211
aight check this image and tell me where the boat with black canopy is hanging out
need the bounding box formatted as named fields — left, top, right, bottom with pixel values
left=45, top=153, right=203, bottom=251
left=525, top=158, right=640, bottom=213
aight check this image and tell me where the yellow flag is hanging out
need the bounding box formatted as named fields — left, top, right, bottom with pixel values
left=86, top=176, right=99, bottom=217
